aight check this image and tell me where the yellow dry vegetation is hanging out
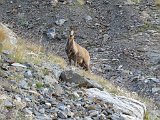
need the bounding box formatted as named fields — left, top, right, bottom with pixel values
left=155, top=0, right=160, bottom=7
left=0, top=28, right=8, bottom=43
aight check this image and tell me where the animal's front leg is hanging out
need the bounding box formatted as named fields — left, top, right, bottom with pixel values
left=69, top=59, right=71, bottom=66
left=74, top=55, right=77, bottom=67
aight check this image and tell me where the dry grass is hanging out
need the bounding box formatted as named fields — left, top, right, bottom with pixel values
left=0, top=24, right=66, bottom=66
left=77, top=0, right=85, bottom=5
left=155, top=0, right=160, bottom=7
left=78, top=69, right=122, bottom=95
left=1, top=28, right=66, bottom=67
left=0, top=27, right=8, bottom=43
left=47, top=53, right=66, bottom=68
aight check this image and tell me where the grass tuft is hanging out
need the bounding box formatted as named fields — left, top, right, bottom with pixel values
left=36, top=82, right=44, bottom=89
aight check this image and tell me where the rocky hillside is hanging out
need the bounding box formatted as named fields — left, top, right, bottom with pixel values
left=0, top=0, right=160, bottom=119
left=0, top=24, right=147, bottom=120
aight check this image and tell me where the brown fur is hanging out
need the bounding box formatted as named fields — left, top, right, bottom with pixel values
left=65, top=28, right=90, bottom=71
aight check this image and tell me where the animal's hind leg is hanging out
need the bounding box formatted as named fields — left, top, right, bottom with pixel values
left=85, top=61, right=91, bottom=72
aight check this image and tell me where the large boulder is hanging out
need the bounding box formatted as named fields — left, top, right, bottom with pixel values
left=59, top=70, right=103, bottom=90
left=86, top=88, right=146, bottom=120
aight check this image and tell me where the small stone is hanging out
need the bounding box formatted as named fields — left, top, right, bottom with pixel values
left=147, top=78, right=160, bottom=83
left=97, top=113, right=106, bottom=119
left=103, top=34, right=110, bottom=41
left=2, top=50, right=12, bottom=55
left=11, top=63, right=27, bottom=68
left=97, top=48, right=105, bottom=52
left=55, top=19, right=67, bottom=26
left=35, top=114, right=51, bottom=120
left=44, top=75, right=58, bottom=85
left=45, top=103, right=52, bottom=108
left=39, top=108, right=45, bottom=114
left=57, top=104, right=67, bottom=111
left=51, top=0, right=58, bottom=7
left=25, top=97, right=31, bottom=102
left=19, top=80, right=28, bottom=89
left=84, top=116, right=92, bottom=120
left=73, top=91, right=80, bottom=98
left=46, top=28, right=56, bottom=39
left=84, top=15, right=92, bottom=22
left=89, top=110, right=99, bottom=117
left=54, top=84, right=64, bottom=96
left=57, top=111, right=67, bottom=119
left=24, top=108, right=32, bottom=115
left=4, top=100, right=13, bottom=108
left=52, top=65, right=63, bottom=79
left=24, top=70, right=32, bottom=78
left=152, top=87, right=160, bottom=93
left=14, top=95, right=21, bottom=102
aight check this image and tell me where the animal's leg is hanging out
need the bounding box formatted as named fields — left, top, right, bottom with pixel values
left=69, top=59, right=71, bottom=65
left=68, top=56, right=71, bottom=65
left=74, top=55, right=77, bottom=67
left=85, top=61, right=91, bottom=72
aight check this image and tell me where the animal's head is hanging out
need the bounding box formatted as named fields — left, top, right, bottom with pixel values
left=69, top=29, right=75, bottom=40
left=69, top=26, right=77, bottom=41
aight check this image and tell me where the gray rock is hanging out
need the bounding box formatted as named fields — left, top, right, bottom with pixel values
left=24, top=70, right=32, bottom=78
left=11, top=63, right=27, bottom=68
left=51, top=0, right=58, bottom=7
left=35, top=114, right=51, bottom=120
left=97, top=114, right=106, bottom=119
left=103, top=34, right=110, bottom=41
left=89, top=110, right=99, bottom=117
left=41, top=88, right=49, bottom=95
left=146, top=78, right=160, bottom=83
left=54, top=84, right=64, bottom=96
left=2, top=50, right=12, bottom=55
left=14, top=95, right=21, bottom=102
left=52, top=65, right=63, bottom=79
left=45, top=103, right=51, bottom=108
left=73, top=91, right=80, bottom=98
left=60, top=70, right=103, bottom=90
left=84, top=15, right=92, bottom=22
left=19, top=80, right=28, bottom=89
left=152, top=87, right=160, bottom=93
left=57, top=104, right=67, bottom=111
left=44, top=75, right=58, bottom=85
left=39, top=108, right=45, bottom=114
left=4, top=100, right=13, bottom=108
left=25, top=97, right=31, bottom=102
left=46, top=28, right=56, bottom=39
left=57, top=111, right=68, bottom=119
left=86, top=88, right=146, bottom=120
left=110, top=113, right=124, bottom=120
left=84, top=116, right=93, bottom=120
left=24, top=108, right=33, bottom=115
left=55, top=19, right=67, bottom=26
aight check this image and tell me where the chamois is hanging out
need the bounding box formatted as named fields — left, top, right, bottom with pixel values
left=65, top=28, right=90, bottom=72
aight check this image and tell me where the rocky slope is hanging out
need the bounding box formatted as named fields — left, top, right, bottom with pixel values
left=0, top=24, right=146, bottom=120
left=0, top=0, right=160, bottom=119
